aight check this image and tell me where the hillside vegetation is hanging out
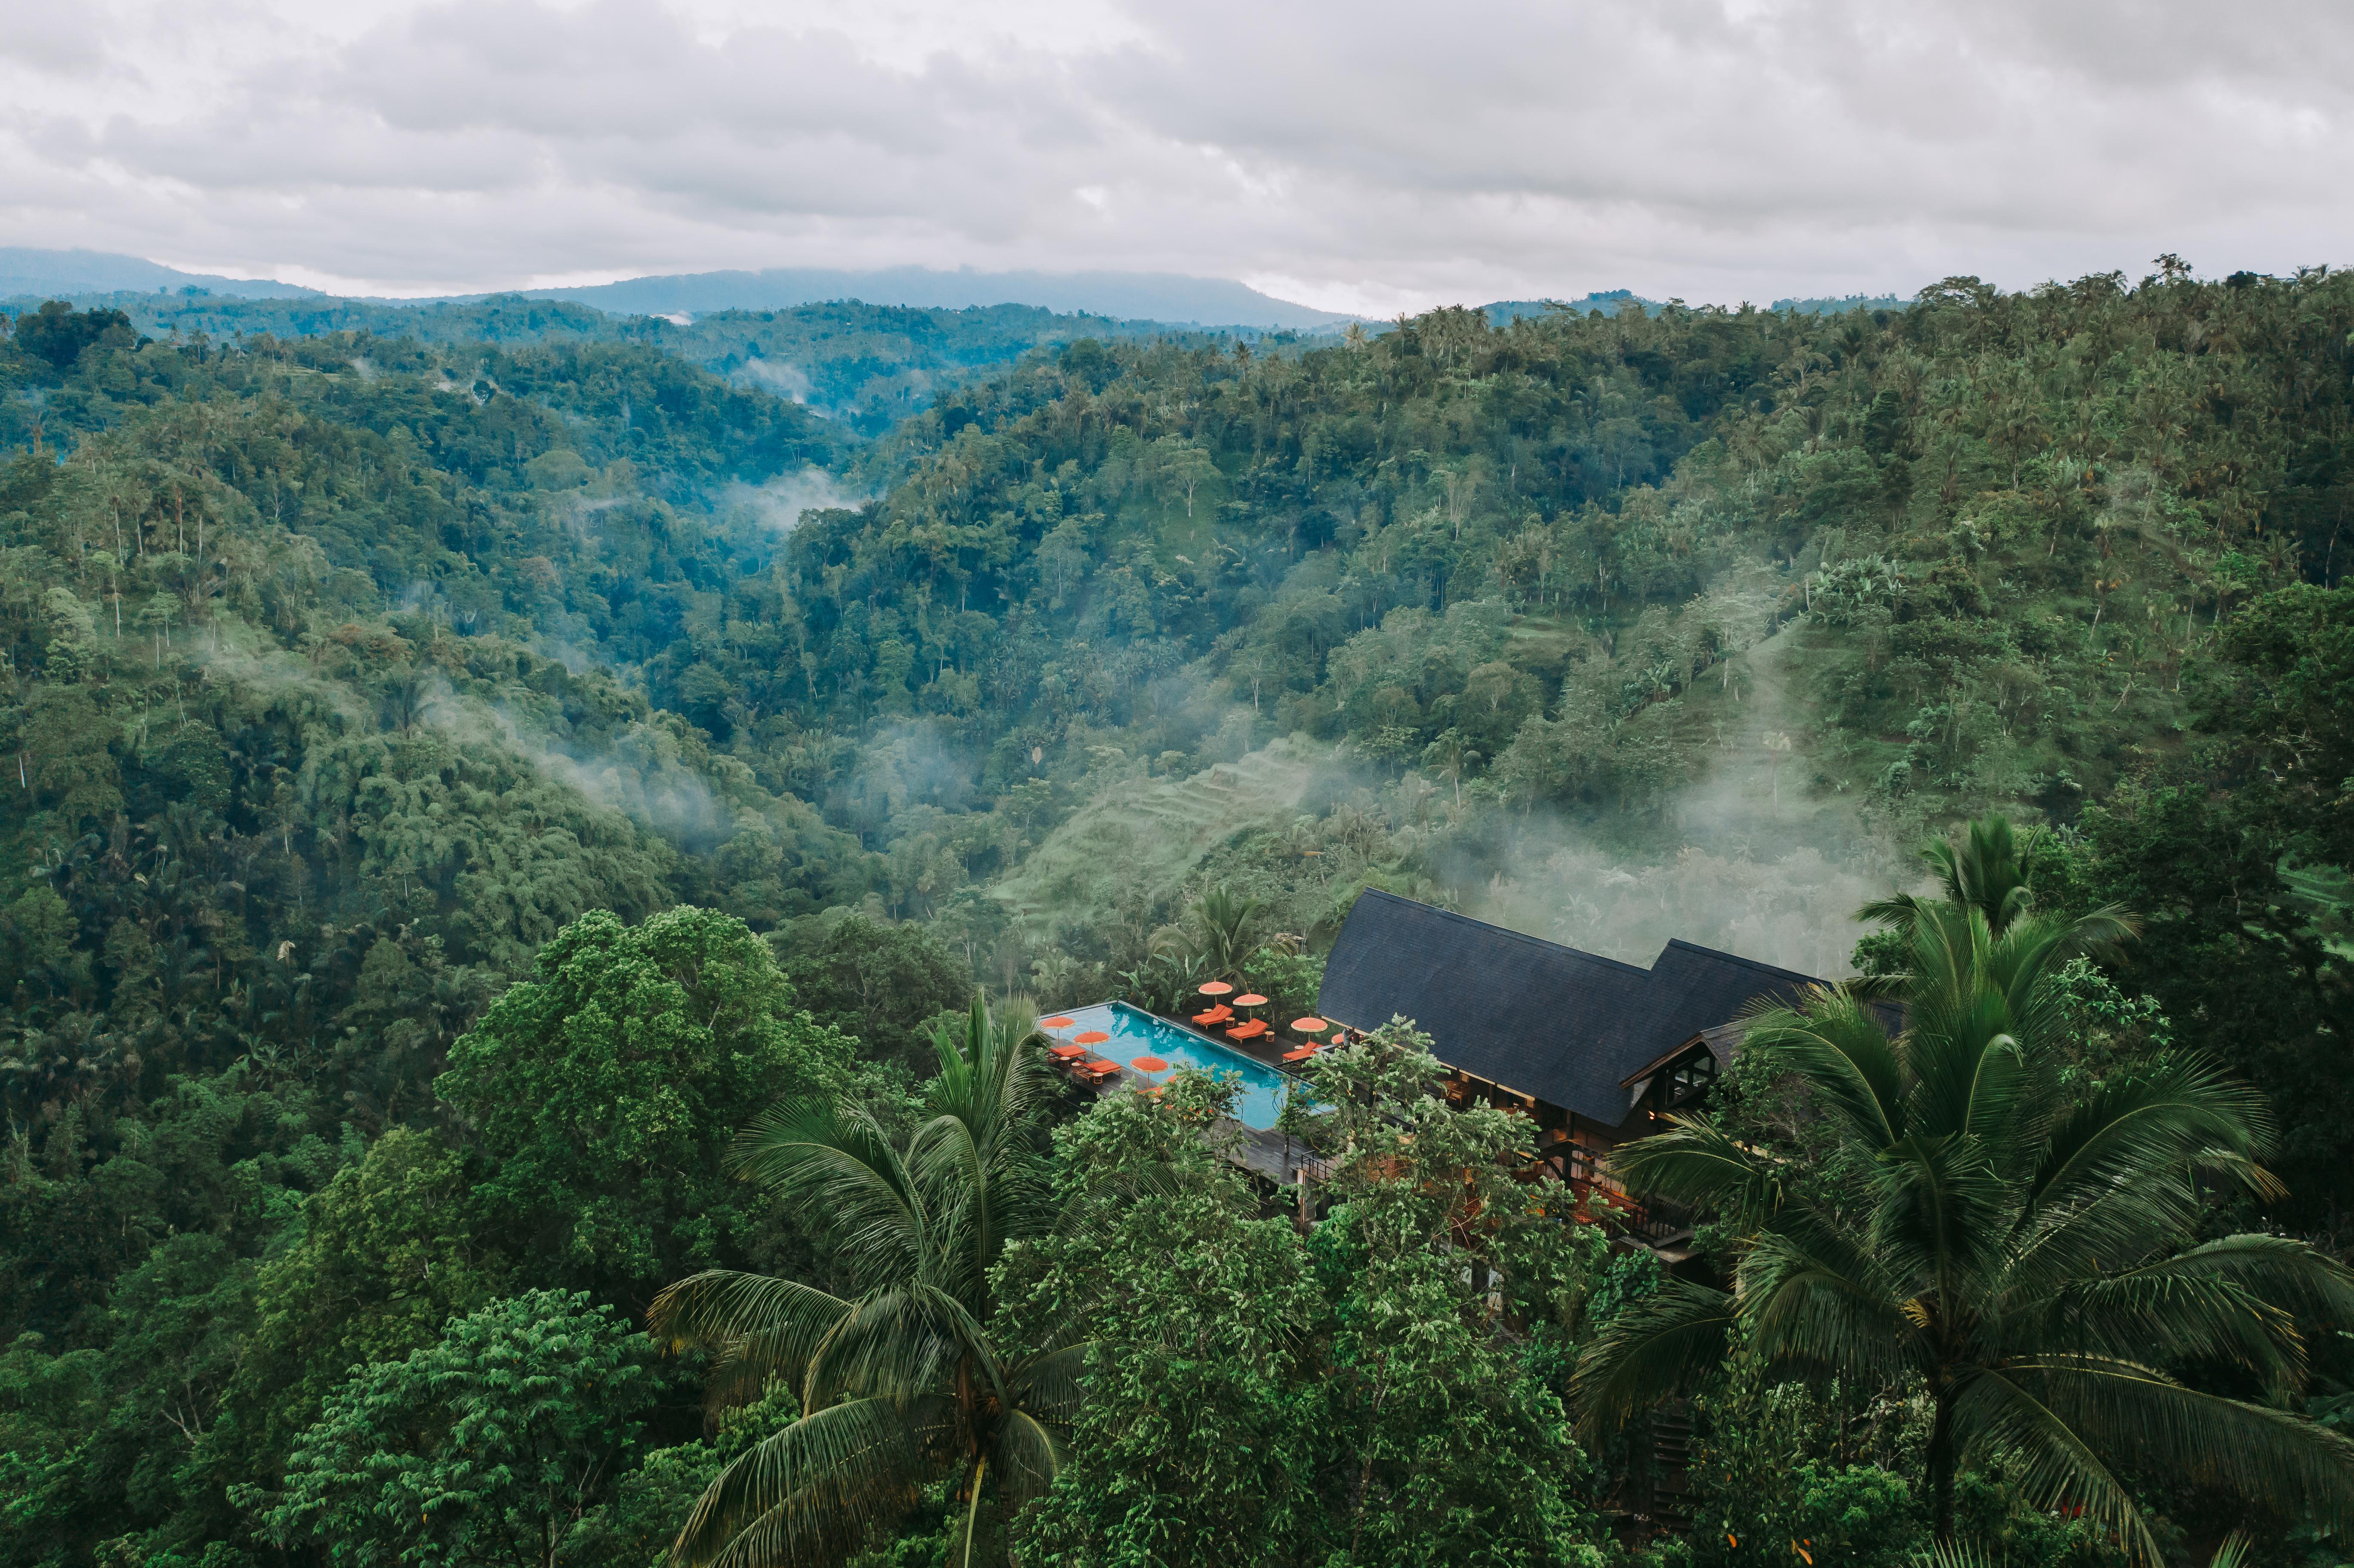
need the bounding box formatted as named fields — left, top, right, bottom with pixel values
left=2, top=262, right=2352, bottom=1566
left=9, top=291, right=1253, bottom=437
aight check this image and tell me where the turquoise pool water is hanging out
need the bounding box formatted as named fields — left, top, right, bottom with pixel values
left=1044, top=1001, right=1302, bottom=1131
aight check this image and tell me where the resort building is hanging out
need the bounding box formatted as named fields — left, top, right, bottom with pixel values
left=1317, top=890, right=1840, bottom=1238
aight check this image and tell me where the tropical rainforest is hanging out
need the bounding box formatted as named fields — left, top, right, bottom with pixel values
left=4, top=257, right=2354, bottom=1568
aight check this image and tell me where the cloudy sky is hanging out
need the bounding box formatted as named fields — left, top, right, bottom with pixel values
left=4, top=0, right=2350, bottom=313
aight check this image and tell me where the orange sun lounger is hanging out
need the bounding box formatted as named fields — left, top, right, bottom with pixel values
left=1191, top=1004, right=1233, bottom=1026
left=1226, top=1019, right=1270, bottom=1041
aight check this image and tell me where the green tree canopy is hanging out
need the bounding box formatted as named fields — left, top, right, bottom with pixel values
left=255, top=1288, right=661, bottom=1568
left=437, top=907, right=853, bottom=1306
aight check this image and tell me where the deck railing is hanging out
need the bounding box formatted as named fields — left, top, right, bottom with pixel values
left=1553, top=1143, right=1694, bottom=1245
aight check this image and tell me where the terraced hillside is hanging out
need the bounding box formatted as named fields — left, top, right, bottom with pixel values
left=991, top=738, right=1320, bottom=941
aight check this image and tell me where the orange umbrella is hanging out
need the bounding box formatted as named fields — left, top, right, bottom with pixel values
left=1198, top=981, right=1234, bottom=996
left=1040, top=1015, right=1075, bottom=1029
left=1130, top=1055, right=1168, bottom=1073
left=1074, top=1030, right=1111, bottom=1045
left=1233, top=993, right=1267, bottom=1008
left=1290, top=1016, right=1327, bottom=1033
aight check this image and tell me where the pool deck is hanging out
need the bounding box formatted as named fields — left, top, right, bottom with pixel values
left=1059, top=1007, right=1331, bottom=1185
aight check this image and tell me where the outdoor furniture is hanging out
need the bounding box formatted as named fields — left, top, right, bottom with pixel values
left=1232, top=992, right=1268, bottom=1009
left=1130, top=1055, right=1168, bottom=1073
left=1081, top=1059, right=1121, bottom=1080
left=1047, top=1041, right=1088, bottom=1060
left=1289, top=1016, right=1326, bottom=1035
left=1227, top=1019, right=1270, bottom=1041
left=1281, top=1043, right=1322, bottom=1064
left=1191, top=1004, right=1233, bottom=1026
left=1039, top=1015, right=1075, bottom=1029
left=1197, top=981, right=1234, bottom=999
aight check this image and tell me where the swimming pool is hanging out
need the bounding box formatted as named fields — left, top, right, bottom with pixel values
left=1043, top=1001, right=1304, bottom=1131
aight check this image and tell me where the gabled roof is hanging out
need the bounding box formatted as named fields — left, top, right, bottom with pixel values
left=1315, top=890, right=1833, bottom=1125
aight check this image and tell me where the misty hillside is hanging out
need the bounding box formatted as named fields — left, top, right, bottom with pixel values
left=7, top=289, right=1249, bottom=439
left=4, top=270, right=2354, bottom=1564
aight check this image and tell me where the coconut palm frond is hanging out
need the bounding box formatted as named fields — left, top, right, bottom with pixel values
left=1741, top=987, right=1906, bottom=1148
left=2025, top=1234, right=2354, bottom=1394
left=1572, top=1276, right=1735, bottom=1437
left=647, top=1268, right=853, bottom=1391
left=672, top=1395, right=925, bottom=1568
left=1609, top=1112, right=1784, bottom=1226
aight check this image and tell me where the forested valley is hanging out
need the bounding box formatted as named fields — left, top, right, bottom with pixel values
left=5, top=262, right=2354, bottom=1568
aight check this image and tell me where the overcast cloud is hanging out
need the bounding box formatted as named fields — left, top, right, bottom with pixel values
left=3, top=0, right=2349, bottom=312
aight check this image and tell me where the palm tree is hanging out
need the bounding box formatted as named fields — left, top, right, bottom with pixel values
left=1861, top=812, right=2085, bottom=940
left=1189, top=884, right=1265, bottom=978
left=649, top=999, right=1083, bottom=1568
left=1575, top=896, right=2354, bottom=1559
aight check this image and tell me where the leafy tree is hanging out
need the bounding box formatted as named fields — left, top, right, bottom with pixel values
left=773, top=914, right=973, bottom=1079
left=1001, top=1072, right=1325, bottom=1567
left=213, top=1128, right=512, bottom=1478
left=648, top=1000, right=1076, bottom=1567
left=438, top=907, right=854, bottom=1307
left=253, top=1288, right=661, bottom=1568
left=10, top=302, right=133, bottom=372
left=1300, top=1022, right=1610, bottom=1568
left=1578, top=896, right=2354, bottom=1554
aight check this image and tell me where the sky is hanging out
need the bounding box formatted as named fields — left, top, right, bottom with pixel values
left=4, top=0, right=2351, bottom=314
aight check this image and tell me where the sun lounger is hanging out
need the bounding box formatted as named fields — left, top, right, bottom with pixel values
left=1082, top=1059, right=1121, bottom=1080
left=1226, top=1019, right=1270, bottom=1041
left=1191, top=1004, right=1233, bottom=1026
left=1281, top=1044, right=1321, bottom=1063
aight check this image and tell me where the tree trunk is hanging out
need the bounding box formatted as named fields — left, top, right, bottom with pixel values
left=962, top=1453, right=990, bottom=1568
left=1926, top=1388, right=1958, bottom=1543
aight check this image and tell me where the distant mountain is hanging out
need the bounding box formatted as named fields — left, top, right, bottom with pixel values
left=0, top=247, right=321, bottom=301
left=514, top=266, right=1356, bottom=330
left=0, top=249, right=1353, bottom=331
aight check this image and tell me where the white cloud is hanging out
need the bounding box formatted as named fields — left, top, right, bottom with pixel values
left=2, top=0, right=2349, bottom=309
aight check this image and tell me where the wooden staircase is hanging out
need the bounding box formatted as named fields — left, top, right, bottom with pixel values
left=1646, top=1402, right=1694, bottom=1527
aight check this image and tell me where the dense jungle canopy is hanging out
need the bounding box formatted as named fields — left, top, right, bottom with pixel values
left=3, top=263, right=2353, bottom=1568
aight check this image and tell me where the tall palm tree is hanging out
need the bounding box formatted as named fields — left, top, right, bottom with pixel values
left=649, top=1000, right=1083, bottom=1568
left=1575, top=897, right=2354, bottom=1559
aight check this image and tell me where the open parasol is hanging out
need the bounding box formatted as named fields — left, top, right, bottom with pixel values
left=1197, top=981, right=1234, bottom=997
left=1233, top=992, right=1268, bottom=1008
left=1290, top=1016, right=1327, bottom=1034
left=1130, top=1055, right=1169, bottom=1073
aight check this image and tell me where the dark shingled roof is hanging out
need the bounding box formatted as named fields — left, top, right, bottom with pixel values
left=1315, top=890, right=1831, bottom=1126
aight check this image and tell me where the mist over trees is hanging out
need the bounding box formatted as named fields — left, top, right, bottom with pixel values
left=3, top=260, right=2353, bottom=1566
